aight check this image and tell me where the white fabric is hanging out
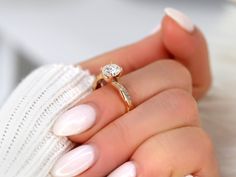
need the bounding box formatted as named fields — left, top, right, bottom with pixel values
left=0, top=64, right=94, bottom=177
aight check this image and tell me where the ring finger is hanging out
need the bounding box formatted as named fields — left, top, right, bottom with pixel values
left=53, top=60, right=192, bottom=142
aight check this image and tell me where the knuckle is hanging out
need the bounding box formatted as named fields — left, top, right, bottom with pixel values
left=156, top=60, right=192, bottom=92
left=132, top=139, right=172, bottom=177
left=189, top=127, right=216, bottom=162
left=197, top=128, right=215, bottom=154
left=161, top=89, right=200, bottom=125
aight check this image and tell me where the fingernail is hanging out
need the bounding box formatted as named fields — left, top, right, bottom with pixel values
left=108, top=161, right=136, bottom=177
left=164, top=7, right=195, bottom=32
left=51, top=145, right=96, bottom=177
left=150, top=24, right=161, bottom=34
left=53, top=104, right=96, bottom=136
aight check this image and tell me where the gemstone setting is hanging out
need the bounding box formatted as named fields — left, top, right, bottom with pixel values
left=101, top=64, right=123, bottom=78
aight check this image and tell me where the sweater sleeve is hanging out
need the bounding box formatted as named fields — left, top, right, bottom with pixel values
left=0, top=64, right=94, bottom=177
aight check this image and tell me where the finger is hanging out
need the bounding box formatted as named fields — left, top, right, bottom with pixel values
left=53, top=60, right=192, bottom=141
left=162, top=8, right=211, bottom=99
left=51, top=89, right=199, bottom=177
left=81, top=8, right=211, bottom=99
left=79, top=31, right=169, bottom=75
left=109, top=127, right=219, bottom=177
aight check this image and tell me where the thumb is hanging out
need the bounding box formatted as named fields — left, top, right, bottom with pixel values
left=161, top=7, right=211, bottom=99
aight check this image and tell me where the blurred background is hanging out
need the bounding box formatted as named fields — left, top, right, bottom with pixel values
left=0, top=0, right=236, bottom=176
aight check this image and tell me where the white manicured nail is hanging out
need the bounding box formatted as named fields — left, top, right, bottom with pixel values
left=51, top=145, right=96, bottom=177
left=53, top=104, right=96, bottom=136
left=164, top=7, right=194, bottom=32
left=150, top=24, right=161, bottom=34
left=108, top=161, right=136, bottom=177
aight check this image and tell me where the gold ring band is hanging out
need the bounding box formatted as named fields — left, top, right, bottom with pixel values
left=92, top=63, right=134, bottom=112
left=110, top=81, right=134, bottom=112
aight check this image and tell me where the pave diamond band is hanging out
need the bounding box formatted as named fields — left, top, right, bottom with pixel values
left=111, top=81, right=134, bottom=112
left=92, top=63, right=134, bottom=112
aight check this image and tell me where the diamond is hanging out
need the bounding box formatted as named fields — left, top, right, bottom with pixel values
left=102, top=64, right=123, bottom=78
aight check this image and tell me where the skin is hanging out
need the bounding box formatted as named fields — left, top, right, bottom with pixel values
left=62, top=15, right=219, bottom=177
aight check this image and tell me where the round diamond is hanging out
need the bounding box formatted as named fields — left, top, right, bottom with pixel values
left=102, top=64, right=122, bottom=78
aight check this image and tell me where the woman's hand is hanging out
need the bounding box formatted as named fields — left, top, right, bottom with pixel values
left=51, top=8, right=219, bottom=177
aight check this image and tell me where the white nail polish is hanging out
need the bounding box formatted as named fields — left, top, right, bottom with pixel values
left=51, top=145, right=96, bottom=177
left=164, top=7, right=195, bottom=32
left=53, top=104, right=96, bottom=136
left=108, top=161, right=136, bottom=177
left=150, top=24, right=161, bottom=34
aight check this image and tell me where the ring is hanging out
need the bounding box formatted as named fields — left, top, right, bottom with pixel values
left=110, top=80, right=134, bottom=112
left=93, top=63, right=134, bottom=112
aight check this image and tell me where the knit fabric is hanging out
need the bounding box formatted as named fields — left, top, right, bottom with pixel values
left=0, top=64, right=95, bottom=177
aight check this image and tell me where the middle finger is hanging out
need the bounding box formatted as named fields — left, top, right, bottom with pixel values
left=52, top=89, right=199, bottom=177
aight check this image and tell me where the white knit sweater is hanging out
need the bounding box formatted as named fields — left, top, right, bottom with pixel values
left=0, top=64, right=94, bottom=177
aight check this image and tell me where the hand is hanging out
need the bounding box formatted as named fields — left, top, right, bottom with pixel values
left=51, top=8, right=219, bottom=177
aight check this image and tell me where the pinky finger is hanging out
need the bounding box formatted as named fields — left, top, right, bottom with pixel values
left=108, top=127, right=220, bottom=177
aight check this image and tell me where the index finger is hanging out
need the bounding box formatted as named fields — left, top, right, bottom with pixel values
left=79, top=31, right=169, bottom=75
left=80, top=8, right=211, bottom=99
